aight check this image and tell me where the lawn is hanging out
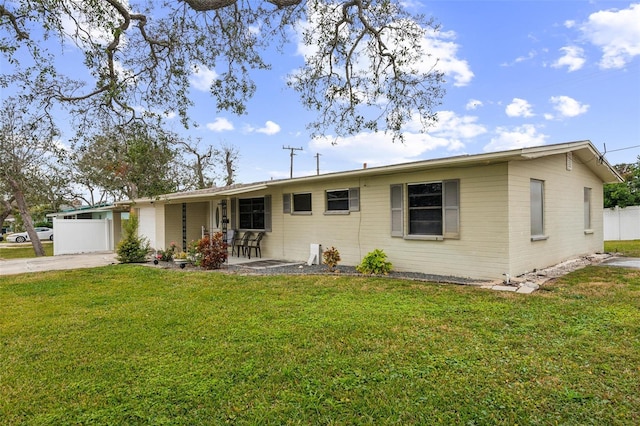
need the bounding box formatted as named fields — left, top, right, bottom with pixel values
left=1, top=264, right=639, bottom=425
left=604, top=239, right=640, bottom=257
left=0, top=241, right=53, bottom=259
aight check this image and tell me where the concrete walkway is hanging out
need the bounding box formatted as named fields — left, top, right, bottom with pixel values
left=0, top=252, right=118, bottom=276
left=598, top=256, right=640, bottom=269
left=0, top=252, right=286, bottom=276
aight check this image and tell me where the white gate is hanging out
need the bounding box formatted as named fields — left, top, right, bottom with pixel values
left=53, top=218, right=113, bottom=255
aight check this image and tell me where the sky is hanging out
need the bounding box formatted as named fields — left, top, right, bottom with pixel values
left=3, top=1, right=640, bottom=185
left=185, top=0, right=640, bottom=183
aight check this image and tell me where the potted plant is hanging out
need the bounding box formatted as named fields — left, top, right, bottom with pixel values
left=173, top=251, right=189, bottom=268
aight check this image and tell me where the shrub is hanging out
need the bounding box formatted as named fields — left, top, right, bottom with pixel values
left=116, top=215, right=150, bottom=263
left=322, top=246, right=341, bottom=272
left=156, top=241, right=177, bottom=261
left=356, top=249, right=392, bottom=275
left=195, top=232, right=228, bottom=270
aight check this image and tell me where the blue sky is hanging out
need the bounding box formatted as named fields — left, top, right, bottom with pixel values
left=3, top=1, right=640, bottom=185
left=183, top=1, right=640, bottom=183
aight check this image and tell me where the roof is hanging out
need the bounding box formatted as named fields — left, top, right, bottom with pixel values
left=121, top=140, right=622, bottom=204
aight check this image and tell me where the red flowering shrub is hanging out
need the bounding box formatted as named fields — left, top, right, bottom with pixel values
left=196, top=232, right=228, bottom=270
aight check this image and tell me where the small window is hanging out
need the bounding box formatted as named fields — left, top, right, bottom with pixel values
left=293, top=193, right=312, bottom=213
left=326, top=188, right=360, bottom=212
left=530, top=179, right=545, bottom=238
left=584, top=187, right=592, bottom=230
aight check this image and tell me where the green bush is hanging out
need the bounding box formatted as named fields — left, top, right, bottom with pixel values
left=156, top=241, right=178, bottom=261
left=322, top=246, right=341, bottom=272
left=356, top=249, right=392, bottom=275
left=195, top=232, right=228, bottom=270
left=116, top=215, right=150, bottom=263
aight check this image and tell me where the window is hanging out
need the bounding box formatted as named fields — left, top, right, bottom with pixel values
left=235, top=196, right=271, bottom=231
left=391, top=180, right=459, bottom=239
left=283, top=193, right=312, bottom=214
left=584, top=187, right=592, bottom=230
left=409, top=182, right=443, bottom=235
left=530, top=179, right=545, bottom=239
left=326, top=188, right=360, bottom=212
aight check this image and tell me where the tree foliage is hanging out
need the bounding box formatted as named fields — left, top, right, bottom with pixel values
left=0, top=96, right=60, bottom=256
left=72, top=123, right=179, bottom=201
left=1, top=0, right=444, bottom=142
left=604, top=158, right=640, bottom=208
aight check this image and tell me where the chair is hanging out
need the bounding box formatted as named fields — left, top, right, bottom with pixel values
left=234, top=231, right=253, bottom=257
left=246, top=232, right=265, bottom=259
left=227, top=230, right=236, bottom=255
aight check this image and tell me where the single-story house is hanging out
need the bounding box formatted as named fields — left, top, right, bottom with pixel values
left=120, top=140, right=621, bottom=280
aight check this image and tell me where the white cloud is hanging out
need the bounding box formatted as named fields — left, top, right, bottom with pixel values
left=189, top=64, right=218, bottom=92
left=309, top=110, right=485, bottom=167
left=422, top=30, right=474, bottom=87
left=465, top=99, right=483, bottom=110
left=564, top=20, right=576, bottom=29
left=548, top=95, right=589, bottom=118
left=579, top=3, right=640, bottom=69
left=483, top=125, right=548, bottom=152
left=552, top=46, right=586, bottom=72
left=505, top=98, right=534, bottom=118
left=206, top=117, right=234, bottom=132
left=248, top=120, right=281, bottom=135
left=294, top=10, right=473, bottom=88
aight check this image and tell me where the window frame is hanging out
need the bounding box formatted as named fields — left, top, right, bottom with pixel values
left=292, top=192, right=312, bottom=214
left=234, top=196, right=271, bottom=231
left=391, top=180, right=459, bottom=240
left=530, top=179, right=546, bottom=240
left=584, top=187, right=592, bottom=233
left=325, top=187, right=360, bottom=214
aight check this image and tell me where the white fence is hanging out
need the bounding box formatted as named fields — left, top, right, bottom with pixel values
left=604, top=206, right=640, bottom=241
left=53, top=218, right=113, bottom=255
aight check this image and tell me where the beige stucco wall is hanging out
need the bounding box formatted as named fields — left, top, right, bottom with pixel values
left=507, top=153, right=604, bottom=277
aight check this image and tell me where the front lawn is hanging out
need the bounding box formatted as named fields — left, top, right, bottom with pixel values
left=0, top=241, right=53, bottom=259
left=1, top=265, right=638, bottom=424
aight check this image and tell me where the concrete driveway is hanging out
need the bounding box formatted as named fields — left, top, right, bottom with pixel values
left=0, top=252, right=118, bottom=276
left=598, top=257, right=640, bottom=269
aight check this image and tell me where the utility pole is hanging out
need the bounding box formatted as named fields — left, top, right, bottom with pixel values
left=314, top=153, right=321, bottom=175
left=283, top=145, right=303, bottom=178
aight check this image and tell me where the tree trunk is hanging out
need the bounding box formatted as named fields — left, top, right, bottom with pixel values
left=7, top=177, right=45, bottom=257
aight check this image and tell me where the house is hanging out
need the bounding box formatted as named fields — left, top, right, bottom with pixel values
left=47, top=204, right=129, bottom=255
left=121, top=141, right=621, bottom=280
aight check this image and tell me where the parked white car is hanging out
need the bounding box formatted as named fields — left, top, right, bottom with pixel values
left=6, top=227, right=54, bottom=243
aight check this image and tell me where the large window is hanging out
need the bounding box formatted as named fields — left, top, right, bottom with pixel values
left=326, top=188, right=360, bottom=212
left=584, top=187, right=592, bottom=230
left=391, top=180, right=459, bottom=239
left=530, top=179, right=545, bottom=238
left=238, top=197, right=265, bottom=229
left=408, top=182, right=443, bottom=235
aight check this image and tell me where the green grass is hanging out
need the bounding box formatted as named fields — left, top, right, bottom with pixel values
left=1, top=265, right=639, bottom=424
left=605, top=239, right=640, bottom=257
left=0, top=241, right=53, bottom=259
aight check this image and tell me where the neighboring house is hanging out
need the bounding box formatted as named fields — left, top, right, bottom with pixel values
left=120, top=141, right=621, bottom=280
left=47, top=204, right=129, bottom=255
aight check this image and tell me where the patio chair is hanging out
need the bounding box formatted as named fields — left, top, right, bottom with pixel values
left=234, top=231, right=253, bottom=257
left=227, top=230, right=236, bottom=255
left=246, top=232, right=265, bottom=259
